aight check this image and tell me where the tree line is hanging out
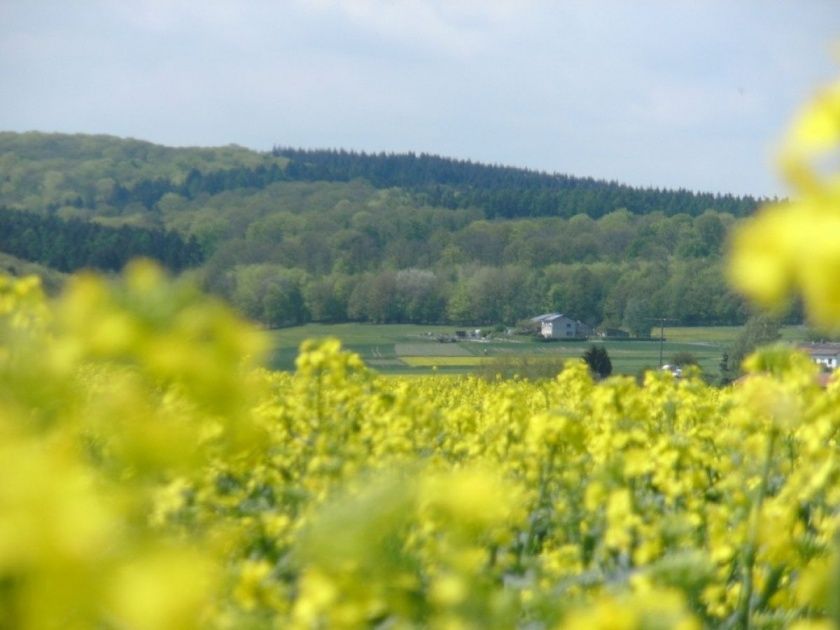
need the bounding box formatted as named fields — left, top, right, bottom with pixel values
left=207, top=259, right=763, bottom=334
left=0, top=207, right=203, bottom=273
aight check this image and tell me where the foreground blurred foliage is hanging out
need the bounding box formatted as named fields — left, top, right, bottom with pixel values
left=729, top=76, right=840, bottom=332
left=0, top=265, right=839, bottom=629
left=1, top=76, right=840, bottom=629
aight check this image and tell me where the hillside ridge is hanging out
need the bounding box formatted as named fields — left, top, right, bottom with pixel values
left=1, top=131, right=762, bottom=219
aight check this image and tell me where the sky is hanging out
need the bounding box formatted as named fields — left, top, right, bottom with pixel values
left=0, top=1, right=837, bottom=197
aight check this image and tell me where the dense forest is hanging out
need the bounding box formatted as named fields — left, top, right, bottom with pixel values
left=273, top=148, right=762, bottom=219
left=0, top=207, right=202, bottom=273
left=0, top=132, right=785, bottom=332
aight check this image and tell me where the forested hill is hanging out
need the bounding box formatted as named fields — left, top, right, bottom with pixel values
left=0, top=131, right=782, bottom=331
left=0, top=132, right=761, bottom=221
left=273, top=148, right=762, bottom=218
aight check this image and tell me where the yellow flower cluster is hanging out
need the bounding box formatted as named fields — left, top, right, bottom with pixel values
left=1, top=260, right=840, bottom=628
left=729, top=76, right=840, bottom=330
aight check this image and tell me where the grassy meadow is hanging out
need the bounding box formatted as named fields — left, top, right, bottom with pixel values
left=267, top=323, right=812, bottom=379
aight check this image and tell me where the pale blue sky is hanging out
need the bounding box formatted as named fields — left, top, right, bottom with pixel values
left=1, top=1, right=837, bottom=196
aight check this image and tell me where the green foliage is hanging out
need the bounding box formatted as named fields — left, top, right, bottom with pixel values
left=583, top=345, right=613, bottom=379
left=230, top=264, right=309, bottom=327
left=725, top=313, right=783, bottom=379
left=670, top=351, right=699, bottom=367
left=623, top=297, right=654, bottom=338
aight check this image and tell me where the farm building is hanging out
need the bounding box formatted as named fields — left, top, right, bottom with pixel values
left=597, top=327, right=630, bottom=339
left=798, top=343, right=840, bottom=371
left=531, top=313, right=591, bottom=339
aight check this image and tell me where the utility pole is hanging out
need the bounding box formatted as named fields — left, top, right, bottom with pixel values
left=647, top=317, right=678, bottom=368
left=659, top=320, right=665, bottom=368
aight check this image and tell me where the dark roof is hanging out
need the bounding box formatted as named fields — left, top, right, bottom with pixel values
left=798, top=343, right=840, bottom=357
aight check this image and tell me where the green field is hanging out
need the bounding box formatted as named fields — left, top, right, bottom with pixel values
left=266, top=323, right=810, bottom=379
left=401, top=356, right=492, bottom=367
left=662, top=325, right=810, bottom=344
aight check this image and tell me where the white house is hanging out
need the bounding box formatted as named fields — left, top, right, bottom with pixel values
left=532, top=313, right=590, bottom=339
left=799, top=343, right=840, bottom=371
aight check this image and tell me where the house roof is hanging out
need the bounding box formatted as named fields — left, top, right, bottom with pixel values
left=798, top=343, right=840, bottom=357
left=543, top=314, right=573, bottom=323
left=531, top=313, right=583, bottom=325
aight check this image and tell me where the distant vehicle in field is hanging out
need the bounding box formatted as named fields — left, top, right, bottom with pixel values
left=661, top=364, right=683, bottom=378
